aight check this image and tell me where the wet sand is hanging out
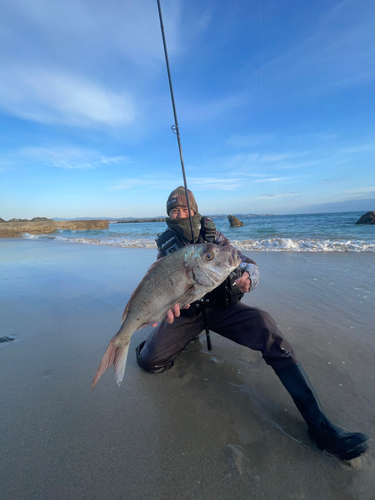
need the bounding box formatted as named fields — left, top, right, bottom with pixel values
left=0, top=239, right=374, bottom=500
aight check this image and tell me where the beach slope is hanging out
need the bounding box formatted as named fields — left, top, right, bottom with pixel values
left=0, top=239, right=374, bottom=500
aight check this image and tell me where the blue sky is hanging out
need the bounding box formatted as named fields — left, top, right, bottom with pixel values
left=0, top=0, right=374, bottom=219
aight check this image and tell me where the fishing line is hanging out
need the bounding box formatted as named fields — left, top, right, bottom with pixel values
left=156, top=0, right=213, bottom=351
left=257, top=0, right=265, bottom=135
left=254, top=0, right=267, bottom=215
left=156, top=0, right=195, bottom=243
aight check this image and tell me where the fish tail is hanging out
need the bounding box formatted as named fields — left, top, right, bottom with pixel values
left=92, top=336, right=130, bottom=390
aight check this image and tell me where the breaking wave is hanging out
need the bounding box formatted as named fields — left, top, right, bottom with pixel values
left=230, top=238, right=375, bottom=252
left=22, top=233, right=375, bottom=252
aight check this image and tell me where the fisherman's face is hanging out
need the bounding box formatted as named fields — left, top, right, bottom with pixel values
left=169, top=206, right=195, bottom=220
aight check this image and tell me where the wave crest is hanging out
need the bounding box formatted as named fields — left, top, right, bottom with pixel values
left=22, top=233, right=375, bottom=252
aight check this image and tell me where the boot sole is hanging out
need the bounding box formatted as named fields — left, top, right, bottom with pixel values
left=309, top=432, right=370, bottom=461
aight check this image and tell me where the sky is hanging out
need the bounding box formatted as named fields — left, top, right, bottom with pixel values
left=0, top=0, right=374, bottom=219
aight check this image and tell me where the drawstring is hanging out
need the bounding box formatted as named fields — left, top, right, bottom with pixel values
left=200, top=299, right=212, bottom=351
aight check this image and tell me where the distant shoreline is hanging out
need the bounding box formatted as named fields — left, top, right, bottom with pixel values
left=110, top=218, right=166, bottom=224
left=109, top=214, right=276, bottom=223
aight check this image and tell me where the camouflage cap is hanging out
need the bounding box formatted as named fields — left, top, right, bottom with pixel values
left=166, top=186, right=198, bottom=215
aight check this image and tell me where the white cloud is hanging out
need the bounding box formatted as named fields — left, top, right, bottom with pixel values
left=0, top=0, right=182, bottom=68
left=226, top=133, right=273, bottom=149
left=263, top=0, right=375, bottom=97
left=180, top=93, right=249, bottom=122
left=112, top=175, right=245, bottom=192
left=110, top=176, right=181, bottom=191
left=0, top=67, right=136, bottom=128
left=341, top=185, right=375, bottom=199
left=0, top=0, right=212, bottom=129
left=17, top=146, right=130, bottom=169
left=189, top=177, right=241, bottom=190
left=259, top=153, right=304, bottom=163
left=259, top=190, right=301, bottom=200
left=253, top=177, right=285, bottom=183
left=276, top=160, right=323, bottom=170
left=339, top=143, right=375, bottom=154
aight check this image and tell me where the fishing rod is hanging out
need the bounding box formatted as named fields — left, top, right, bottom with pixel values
left=156, top=0, right=212, bottom=351
left=156, top=0, right=195, bottom=244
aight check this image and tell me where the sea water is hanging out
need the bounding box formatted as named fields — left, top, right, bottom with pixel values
left=23, top=212, right=375, bottom=252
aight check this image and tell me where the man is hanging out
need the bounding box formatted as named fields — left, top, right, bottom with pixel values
left=136, top=186, right=369, bottom=461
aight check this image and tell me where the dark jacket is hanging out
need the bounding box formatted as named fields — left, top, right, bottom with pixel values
left=156, top=226, right=257, bottom=312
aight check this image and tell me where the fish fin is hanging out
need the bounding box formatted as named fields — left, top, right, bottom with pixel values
left=136, top=321, right=157, bottom=330
left=92, top=337, right=130, bottom=390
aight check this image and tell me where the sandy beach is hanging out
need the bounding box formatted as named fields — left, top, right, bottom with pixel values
left=1, top=238, right=374, bottom=500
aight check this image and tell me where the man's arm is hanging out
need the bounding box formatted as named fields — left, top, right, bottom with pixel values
left=214, top=230, right=260, bottom=293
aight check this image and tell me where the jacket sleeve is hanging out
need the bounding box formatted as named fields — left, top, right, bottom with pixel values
left=214, top=231, right=257, bottom=266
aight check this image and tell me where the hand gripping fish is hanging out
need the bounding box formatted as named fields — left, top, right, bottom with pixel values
left=92, top=243, right=241, bottom=389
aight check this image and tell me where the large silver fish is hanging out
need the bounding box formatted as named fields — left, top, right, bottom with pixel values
left=92, top=243, right=241, bottom=389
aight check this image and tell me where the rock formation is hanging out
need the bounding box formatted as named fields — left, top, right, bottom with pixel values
left=355, top=212, right=375, bottom=225
left=0, top=220, right=109, bottom=237
left=228, top=215, right=244, bottom=227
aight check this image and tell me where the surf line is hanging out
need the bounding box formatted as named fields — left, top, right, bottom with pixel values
left=156, top=0, right=195, bottom=243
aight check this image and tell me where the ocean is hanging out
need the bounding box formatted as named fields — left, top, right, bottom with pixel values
left=23, top=211, right=375, bottom=252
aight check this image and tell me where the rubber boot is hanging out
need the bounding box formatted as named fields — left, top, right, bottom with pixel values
left=274, top=363, right=369, bottom=460
left=135, top=340, right=175, bottom=374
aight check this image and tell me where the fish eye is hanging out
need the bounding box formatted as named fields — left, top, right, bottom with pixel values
left=205, top=252, right=214, bottom=261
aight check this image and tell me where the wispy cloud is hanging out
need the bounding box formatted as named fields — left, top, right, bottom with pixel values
left=259, top=153, right=308, bottom=163
left=110, top=176, right=182, bottom=191
left=318, top=176, right=348, bottom=184
left=339, top=143, right=375, bottom=154
left=0, top=67, right=136, bottom=128
left=189, top=177, right=241, bottom=190
left=180, top=92, right=249, bottom=122
left=0, top=0, right=211, bottom=129
left=17, top=147, right=130, bottom=169
left=341, top=185, right=375, bottom=199
left=226, top=133, right=274, bottom=149
left=276, top=160, right=323, bottom=170
left=252, top=177, right=287, bottom=183
left=259, top=190, right=301, bottom=200
left=263, top=0, right=375, bottom=98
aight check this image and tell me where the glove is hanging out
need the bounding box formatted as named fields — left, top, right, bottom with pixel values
left=239, top=262, right=260, bottom=291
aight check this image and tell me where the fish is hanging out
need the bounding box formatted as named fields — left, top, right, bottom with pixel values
left=92, top=243, right=241, bottom=389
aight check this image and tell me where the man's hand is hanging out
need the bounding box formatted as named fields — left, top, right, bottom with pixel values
left=151, top=303, right=190, bottom=327
left=166, top=303, right=182, bottom=324
left=236, top=272, right=251, bottom=293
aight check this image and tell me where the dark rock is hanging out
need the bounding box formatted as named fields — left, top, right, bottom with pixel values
left=228, top=215, right=244, bottom=227
left=355, top=211, right=375, bottom=225
left=0, top=218, right=5, bottom=223
left=0, top=336, right=15, bottom=343
left=31, top=217, right=53, bottom=222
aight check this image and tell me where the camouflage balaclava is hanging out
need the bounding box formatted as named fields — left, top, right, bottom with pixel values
left=166, top=186, right=201, bottom=243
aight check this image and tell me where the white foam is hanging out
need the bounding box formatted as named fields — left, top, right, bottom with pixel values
left=230, top=238, right=375, bottom=252
left=21, top=233, right=375, bottom=252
